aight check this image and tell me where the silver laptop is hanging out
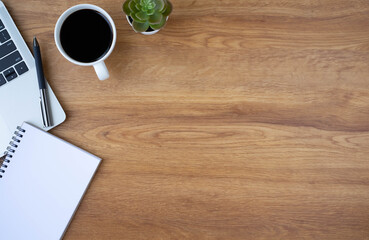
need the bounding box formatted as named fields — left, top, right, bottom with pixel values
left=0, top=1, right=66, bottom=155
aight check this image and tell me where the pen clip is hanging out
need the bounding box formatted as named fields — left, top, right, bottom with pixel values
left=40, top=98, right=47, bottom=128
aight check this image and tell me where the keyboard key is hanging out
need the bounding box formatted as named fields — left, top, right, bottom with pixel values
left=0, top=74, right=6, bottom=86
left=0, top=30, right=10, bottom=43
left=0, top=20, right=4, bottom=31
left=4, top=67, right=14, bottom=76
left=0, top=40, right=16, bottom=58
left=0, top=51, right=22, bottom=72
left=3, top=67, right=17, bottom=82
left=14, top=61, right=28, bottom=76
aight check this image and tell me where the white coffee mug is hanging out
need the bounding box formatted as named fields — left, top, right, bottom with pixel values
left=54, top=4, right=116, bottom=80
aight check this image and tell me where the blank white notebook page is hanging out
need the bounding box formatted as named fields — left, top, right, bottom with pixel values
left=0, top=122, right=101, bottom=240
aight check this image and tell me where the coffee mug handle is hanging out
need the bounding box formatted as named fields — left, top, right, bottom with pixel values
left=93, top=61, right=109, bottom=81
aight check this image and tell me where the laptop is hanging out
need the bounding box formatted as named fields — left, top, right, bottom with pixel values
left=0, top=1, right=66, bottom=155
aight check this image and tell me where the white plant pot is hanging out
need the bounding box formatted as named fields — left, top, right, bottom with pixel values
left=126, top=15, right=168, bottom=35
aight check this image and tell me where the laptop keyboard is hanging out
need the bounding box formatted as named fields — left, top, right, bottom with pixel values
left=0, top=19, right=29, bottom=87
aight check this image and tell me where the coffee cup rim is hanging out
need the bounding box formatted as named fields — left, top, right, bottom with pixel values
left=54, top=4, right=117, bottom=66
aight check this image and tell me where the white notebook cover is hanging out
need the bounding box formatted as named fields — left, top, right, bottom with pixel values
left=0, top=122, right=101, bottom=240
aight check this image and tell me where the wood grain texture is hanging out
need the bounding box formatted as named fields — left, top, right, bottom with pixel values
left=4, top=0, right=369, bottom=239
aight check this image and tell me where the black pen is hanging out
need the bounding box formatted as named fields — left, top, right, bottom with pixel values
left=33, top=37, right=51, bottom=128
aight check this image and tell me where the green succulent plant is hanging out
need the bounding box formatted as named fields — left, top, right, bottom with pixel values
left=123, top=0, right=172, bottom=32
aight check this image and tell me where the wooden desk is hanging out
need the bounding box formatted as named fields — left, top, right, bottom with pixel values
left=6, top=0, right=369, bottom=239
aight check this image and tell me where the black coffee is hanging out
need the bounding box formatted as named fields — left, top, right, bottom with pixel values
left=60, top=9, right=113, bottom=63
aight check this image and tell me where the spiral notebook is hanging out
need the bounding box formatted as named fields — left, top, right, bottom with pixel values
left=0, top=122, right=101, bottom=240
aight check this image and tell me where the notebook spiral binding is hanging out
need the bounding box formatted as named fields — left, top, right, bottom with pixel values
left=0, top=126, right=26, bottom=179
